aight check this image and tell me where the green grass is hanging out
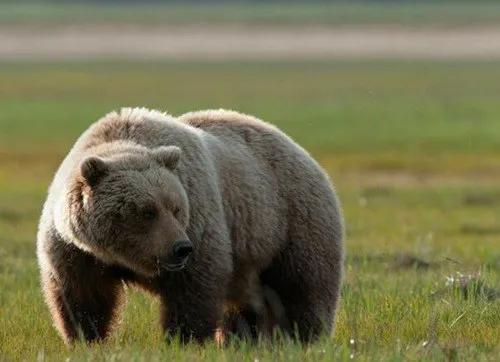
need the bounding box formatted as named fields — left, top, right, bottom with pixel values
left=2, top=1, right=500, bottom=26
left=0, top=61, right=499, bottom=360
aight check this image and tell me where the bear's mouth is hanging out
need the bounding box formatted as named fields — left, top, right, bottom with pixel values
left=165, top=261, right=188, bottom=271
left=156, top=257, right=190, bottom=273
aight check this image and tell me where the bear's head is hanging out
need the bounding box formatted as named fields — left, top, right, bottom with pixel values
left=63, top=145, right=192, bottom=277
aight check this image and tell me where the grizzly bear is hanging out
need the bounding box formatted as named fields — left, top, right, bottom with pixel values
left=37, top=107, right=344, bottom=344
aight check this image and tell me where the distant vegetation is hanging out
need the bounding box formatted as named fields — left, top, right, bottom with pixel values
left=2, top=1, right=500, bottom=26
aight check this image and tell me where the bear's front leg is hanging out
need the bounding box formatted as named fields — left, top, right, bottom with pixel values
left=160, top=247, right=232, bottom=344
left=161, top=271, right=228, bottom=344
left=42, top=271, right=123, bottom=344
left=39, top=229, right=124, bottom=344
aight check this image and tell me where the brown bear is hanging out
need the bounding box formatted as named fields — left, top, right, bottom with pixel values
left=37, top=107, right=344, bottom=344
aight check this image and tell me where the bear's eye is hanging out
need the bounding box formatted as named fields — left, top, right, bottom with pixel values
left=142, top=206, right=158, bottom=221
left=173, top=207, right=181, bottom=218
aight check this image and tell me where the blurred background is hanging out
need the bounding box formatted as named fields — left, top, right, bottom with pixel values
left=0, top=0, right=499, bottom=360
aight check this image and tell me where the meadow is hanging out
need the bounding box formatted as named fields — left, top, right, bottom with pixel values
left=0, top=61, right=499, bottom=361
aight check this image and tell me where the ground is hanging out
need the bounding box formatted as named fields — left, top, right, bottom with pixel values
left=3, top=2, right=500, bottom=61
left=0, top=61, right=498, bottom=361
left=4, top=24, right=500, bottom=61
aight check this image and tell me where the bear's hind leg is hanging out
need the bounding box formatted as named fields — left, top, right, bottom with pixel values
left=260, top=195, right=343, bottom=342
left=260, top=247, right=341, bottom=342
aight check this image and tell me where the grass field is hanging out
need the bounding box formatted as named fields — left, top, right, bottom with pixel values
left=0, top=61, right=499, bottom=361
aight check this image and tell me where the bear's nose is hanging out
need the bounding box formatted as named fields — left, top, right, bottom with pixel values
left=172, top=240, right=194, bottom=260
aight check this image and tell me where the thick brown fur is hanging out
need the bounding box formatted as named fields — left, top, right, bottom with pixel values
left=37, top=108, right=344, bottom=344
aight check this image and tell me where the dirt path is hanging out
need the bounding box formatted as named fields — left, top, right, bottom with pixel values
left=2, top=25, right=500, bottom=60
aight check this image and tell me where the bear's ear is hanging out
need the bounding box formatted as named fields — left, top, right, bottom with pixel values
left=80, top=156, right=109, bottom=187
left=152, top=146, right=182, bottom=169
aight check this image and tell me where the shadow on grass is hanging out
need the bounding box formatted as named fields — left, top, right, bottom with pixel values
left=460, top=224, right=500, bottom=236
left=347, top=252, right=438, bottom=271
left=430, top=272, right=499, bottom=302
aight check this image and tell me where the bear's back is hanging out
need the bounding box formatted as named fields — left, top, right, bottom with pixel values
left=179, top=109, right=324, bottom=183
left=178, top=109, right=305, bottom=164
